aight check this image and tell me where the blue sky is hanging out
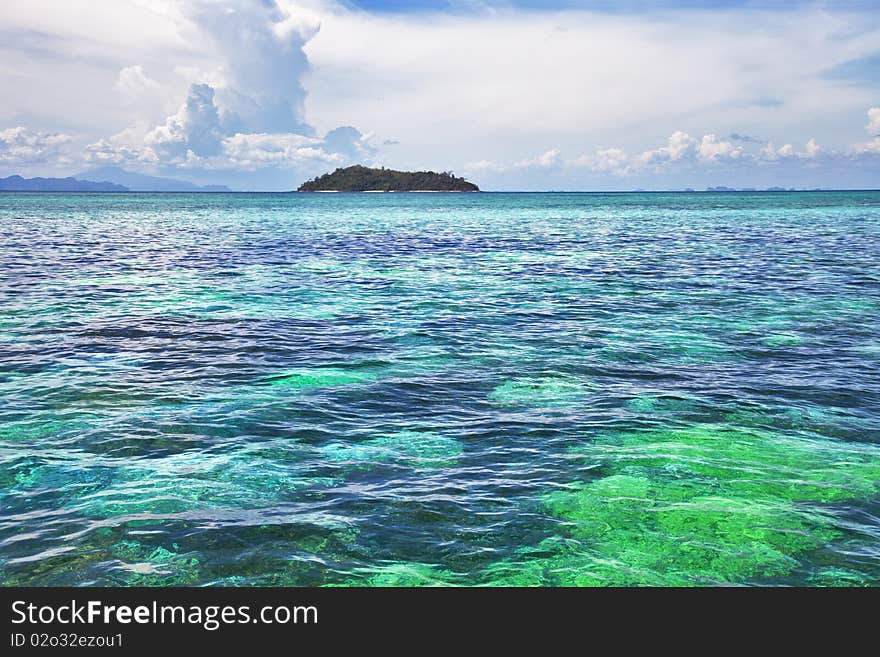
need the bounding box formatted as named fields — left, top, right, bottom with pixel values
left=1, top=0, right=879, bottom=190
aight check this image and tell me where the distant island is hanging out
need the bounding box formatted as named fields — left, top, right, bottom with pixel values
left=0, top=175, right=128, bottom=192
left=75, top=166, right=230, bottom=192
left=705, top=186, right=797, bottom=192
left=298, top=165, right=479, bottom=192
left=0, top=169, right=232, bottom=192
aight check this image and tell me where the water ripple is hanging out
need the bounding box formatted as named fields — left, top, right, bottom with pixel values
left=1, top=191, right=879, bottom=586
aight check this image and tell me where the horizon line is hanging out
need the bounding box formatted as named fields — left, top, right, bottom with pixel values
left=2, top=189, right=880, bottom=194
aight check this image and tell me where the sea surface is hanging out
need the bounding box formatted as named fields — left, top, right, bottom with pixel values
left=1, top=191, right=879, bottom=586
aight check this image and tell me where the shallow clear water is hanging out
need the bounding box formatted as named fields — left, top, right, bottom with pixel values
left=1, top=191, right=879, bottom=586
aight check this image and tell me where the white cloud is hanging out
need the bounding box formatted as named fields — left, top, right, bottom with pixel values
left=207, top=132, right=340, bottom=170
left=759, top=137, right=824, bottom=161
left=515, top=149, right=562, bottom=168
left=760, top=141, right=794, bottom=161
left=70, top=2, right=372, bottom=173
left=803, top=138, right=821, bottom=158
left=116, top=65, right=162, bottom=102
left=85, top=136, right=158, bottom=166
left=0, top=0, right=337, bottom=177
left=463, top=159, right=501, bottom=172
left=849, top=108, right=880, bottom=155
left=637, top=131, right=697, bottom=166
left=852, top=137, right=880, bottom=154
left=182, top=0, right=320, bottom=136
left=464, top=123, right=864, bottom=189
left=697, top=134, right=743, bottom=161
left=586, top=148, right=631, bottom=176
left=465, top=148, right=561, bottom=173
left=0, top=127, right=73, bottom=166
left=99, top=2, right=390, bottom=176
left=145, top=83, right=226, bottom=158
left=125, top=1, right=323, bottom=167
left=867, top=107, right=880, bottom=135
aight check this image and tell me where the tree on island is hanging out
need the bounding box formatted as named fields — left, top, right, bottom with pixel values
left=297, top=165, right=479, bottom=192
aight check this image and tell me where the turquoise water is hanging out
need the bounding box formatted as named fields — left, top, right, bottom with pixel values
left=1, top=191, right=878, bottom=586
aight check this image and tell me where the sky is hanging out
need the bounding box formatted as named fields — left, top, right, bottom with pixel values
left=1, top=0, right=879, bottom=190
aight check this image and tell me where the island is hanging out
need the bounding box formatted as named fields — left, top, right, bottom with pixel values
left=297, top=165, right=479, bottom=192
left=704, top=185, right=798, bottom=192
left=75, top=166, right=231, bottom=192
left=0, top=175, right=128, bottom=192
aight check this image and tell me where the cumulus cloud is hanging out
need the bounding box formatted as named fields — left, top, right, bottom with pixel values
left=145, top=83, right=226, bottom=158
left=852, top=137, right=880, bottom=154
left=116, top=65, right=162, bottom=103
left=194, top=132, right=340, bottom=170
left=850, top=108, right=880, bottom=155
left=464, top=159, right=500, bottom=172
left=110, top=0, right=322, bottom=166
left=867, top=107, right=880, bottom=135
left=465, top=126, right=849, bottom=187
left=759, top=137, right=825, bottom=161
left=697, top=134, right=743, bottom=161
left=516, top=149, right=562, bottom=168
left=85, top=138, right=157, bottom=166
left=73, top=1, right=379, bottom=175
left=803, top=138, right=821, bottom=158
left=637, top=131, right=697, bottom=167
left=182, top=0, right=319, bottom=136
left=0, top=127, right=73, bottom=166
left=759, top=141, right=794, bottom=161
left=465, top=148, right=561, bottom=173
left=586, top=148, right=631, bottom=176
left=577, top=130, right=746, bottom=175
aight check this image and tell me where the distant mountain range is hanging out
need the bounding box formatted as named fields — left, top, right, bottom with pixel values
left=74, top=167, right=230, bottom=192
left=1, top=168, right=231, bottom=192
left=702, top=186, right=836, bottom=192
left=0, top=175, right=128, bottom=192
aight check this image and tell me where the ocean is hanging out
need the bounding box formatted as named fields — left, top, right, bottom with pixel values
left=1, top=190, right=879, bottom=586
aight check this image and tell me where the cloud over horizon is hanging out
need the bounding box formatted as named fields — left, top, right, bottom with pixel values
left=1, top=0, right=879, bottom=189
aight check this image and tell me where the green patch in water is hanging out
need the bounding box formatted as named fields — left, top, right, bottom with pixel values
left=489, top=423, right=880, bottom=586
left=624, top=395, right=701, bottom=415
left=652, top=330, right=732, bottom=361
left=762, top=333, right=803, bottom=348
left=109, top=541, right=201, bottom=586
left=808, top=567, right=873, bottom=587
left=371, top=431, right=463, bottom=467
left=597, top=424, right=880, bottom=503
left=0, top=418, right=93, bottom=444
left=72, top=449, right=335, bottom=518
left=267, top=367, right=377, bottom=389
left=489, top=376, right=592, bottom=408
left=342, top=562, right=459, bottom=587
left=380, top=349, right=460, bottom=380
left=321, top=430, right=463, bottom=469
left=489, top=474, right=836, bottom=586
left=485, top=537, right=688, bottom=587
